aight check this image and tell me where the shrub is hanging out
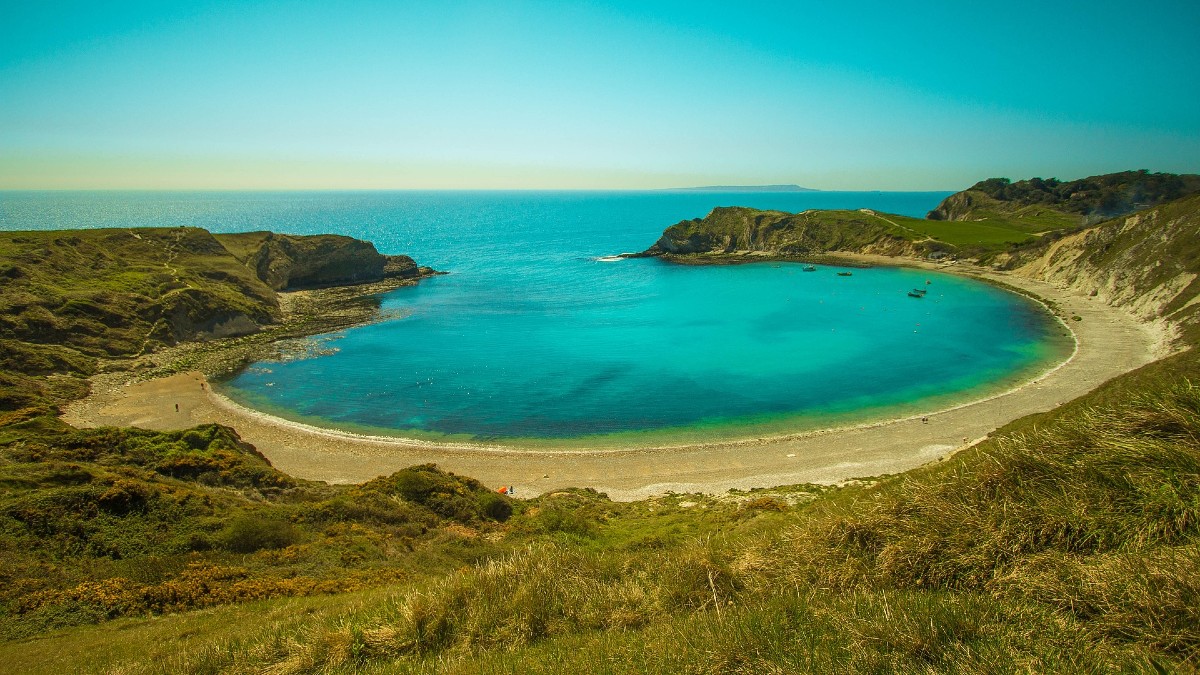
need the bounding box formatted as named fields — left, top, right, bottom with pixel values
left=220, top=514, right=301, bottom=553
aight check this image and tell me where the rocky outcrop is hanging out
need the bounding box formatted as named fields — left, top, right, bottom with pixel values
left=643, top=207, right=923, bottom=259
left=215, top=233, right=441, bottom=291
left=926, top=190, right=998, bottom=221
left=382, top=254, right=441, bottom=280
left=246, top=233, right=385, bottom=290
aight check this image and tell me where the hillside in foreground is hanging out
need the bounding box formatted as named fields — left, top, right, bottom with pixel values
left=2, top=180, right=1199, bottom=672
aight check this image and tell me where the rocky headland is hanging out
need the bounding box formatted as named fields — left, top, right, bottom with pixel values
left=0, top=227, right=440, bottom=414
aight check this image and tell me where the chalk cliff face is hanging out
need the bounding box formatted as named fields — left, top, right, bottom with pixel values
left=997, top=195, right=1200, bottom=341
left=644, top=207, right=922, bottom=258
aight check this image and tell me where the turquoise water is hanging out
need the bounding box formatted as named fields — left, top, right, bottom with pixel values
left=0, top=190, right=1070, bottom=443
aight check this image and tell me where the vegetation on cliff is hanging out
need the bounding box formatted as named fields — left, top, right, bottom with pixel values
left=929, top=170, right=1200, bottom=223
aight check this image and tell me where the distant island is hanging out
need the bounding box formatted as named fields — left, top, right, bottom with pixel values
left=668, top=184, right=819, bottom=192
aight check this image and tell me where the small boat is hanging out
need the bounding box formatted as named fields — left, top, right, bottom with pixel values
left=908, top=290, right=925, bottom=298
left=836, top=271, right=853, bottom=277
left=802, top=264, right=817, bottom=272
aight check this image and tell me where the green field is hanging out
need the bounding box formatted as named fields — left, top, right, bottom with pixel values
left=882, top=213, right=1040, bottom=248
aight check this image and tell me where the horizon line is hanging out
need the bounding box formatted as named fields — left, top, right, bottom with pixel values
left=0, top=186, right=962, bottom=194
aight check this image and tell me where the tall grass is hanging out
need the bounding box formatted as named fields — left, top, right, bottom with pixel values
left=4, top=374, right=1198, bottom=672
left=771, top=378, right=1200, bottom=664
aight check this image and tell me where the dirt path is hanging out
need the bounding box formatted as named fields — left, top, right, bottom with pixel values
left=64, top=261, right=1168, bottom=501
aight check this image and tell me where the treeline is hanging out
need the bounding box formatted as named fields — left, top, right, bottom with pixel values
left=970, top=170, right=1200, bottom=219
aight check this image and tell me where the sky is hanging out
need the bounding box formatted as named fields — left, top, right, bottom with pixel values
left=1, top=0, right=1198, bottom=190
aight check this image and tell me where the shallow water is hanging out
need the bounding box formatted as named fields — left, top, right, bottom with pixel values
left=0, top=190, right=1071, bottom=443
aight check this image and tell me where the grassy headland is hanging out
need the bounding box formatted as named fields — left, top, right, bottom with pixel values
left=2, top=174, right=1200, bottom=672
left=643, top=169, right=1200, bottom=263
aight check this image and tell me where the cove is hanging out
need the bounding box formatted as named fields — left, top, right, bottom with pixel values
left=219, top=259, right=1073, bottom=447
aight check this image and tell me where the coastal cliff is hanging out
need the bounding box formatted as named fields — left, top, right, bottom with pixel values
left=642, top=206, right=926, bottom=260
left=214, top=232, right=435, bottom=290
left=640, top=172, right=1200, bottom=347
left=644, top=171, right=1200, bottom=271
left=997, top=195, right=1200, bottom=342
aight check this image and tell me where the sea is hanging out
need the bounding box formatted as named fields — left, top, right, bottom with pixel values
left=0, top=190, right=1073, bottom=446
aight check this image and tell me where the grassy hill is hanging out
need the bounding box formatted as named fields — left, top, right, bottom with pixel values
left=2, top=189, right=1200, bottom=672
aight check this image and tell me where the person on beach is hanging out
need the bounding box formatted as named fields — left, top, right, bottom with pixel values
left=175, top=403, right=179, bottom=412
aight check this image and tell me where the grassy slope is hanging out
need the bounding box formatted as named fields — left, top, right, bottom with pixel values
left=0, top=416, right=516, bottom=641
left=3, top=196, right=1200, bottom=671
left=0, top=228, right=278, bottom=356
left=0, top=228, right=279, bottom=415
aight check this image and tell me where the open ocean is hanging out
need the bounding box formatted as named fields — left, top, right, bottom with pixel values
left=0, top=190, right=1072, bottom=444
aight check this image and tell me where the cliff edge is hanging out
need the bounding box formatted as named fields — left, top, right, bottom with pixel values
left=642, top=206, right=926, bottom=260
left=214, top=232, right=436, bottom=291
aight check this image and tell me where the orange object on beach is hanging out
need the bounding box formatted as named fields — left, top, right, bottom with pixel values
left=497, top=486, right=509, bottom=495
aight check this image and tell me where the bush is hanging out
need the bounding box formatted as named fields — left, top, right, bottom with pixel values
left=220, top=514, right=301, bottom=553
left=478, top=491, right=513, bottom=522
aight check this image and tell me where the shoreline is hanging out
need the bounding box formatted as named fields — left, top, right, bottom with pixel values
left=205, top=319, right=1074, bottom=455
left=63, top=254, right=1171, bottom=500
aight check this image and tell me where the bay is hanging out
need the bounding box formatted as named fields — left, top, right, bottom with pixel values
left=0, top=190, right=1071, bottom=444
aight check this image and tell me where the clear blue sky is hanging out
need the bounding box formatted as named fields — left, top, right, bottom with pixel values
left=2, top=0, right=1198, bottom=190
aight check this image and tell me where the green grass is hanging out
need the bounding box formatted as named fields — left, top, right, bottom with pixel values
left=882, top=213, right=1038, bottom=248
